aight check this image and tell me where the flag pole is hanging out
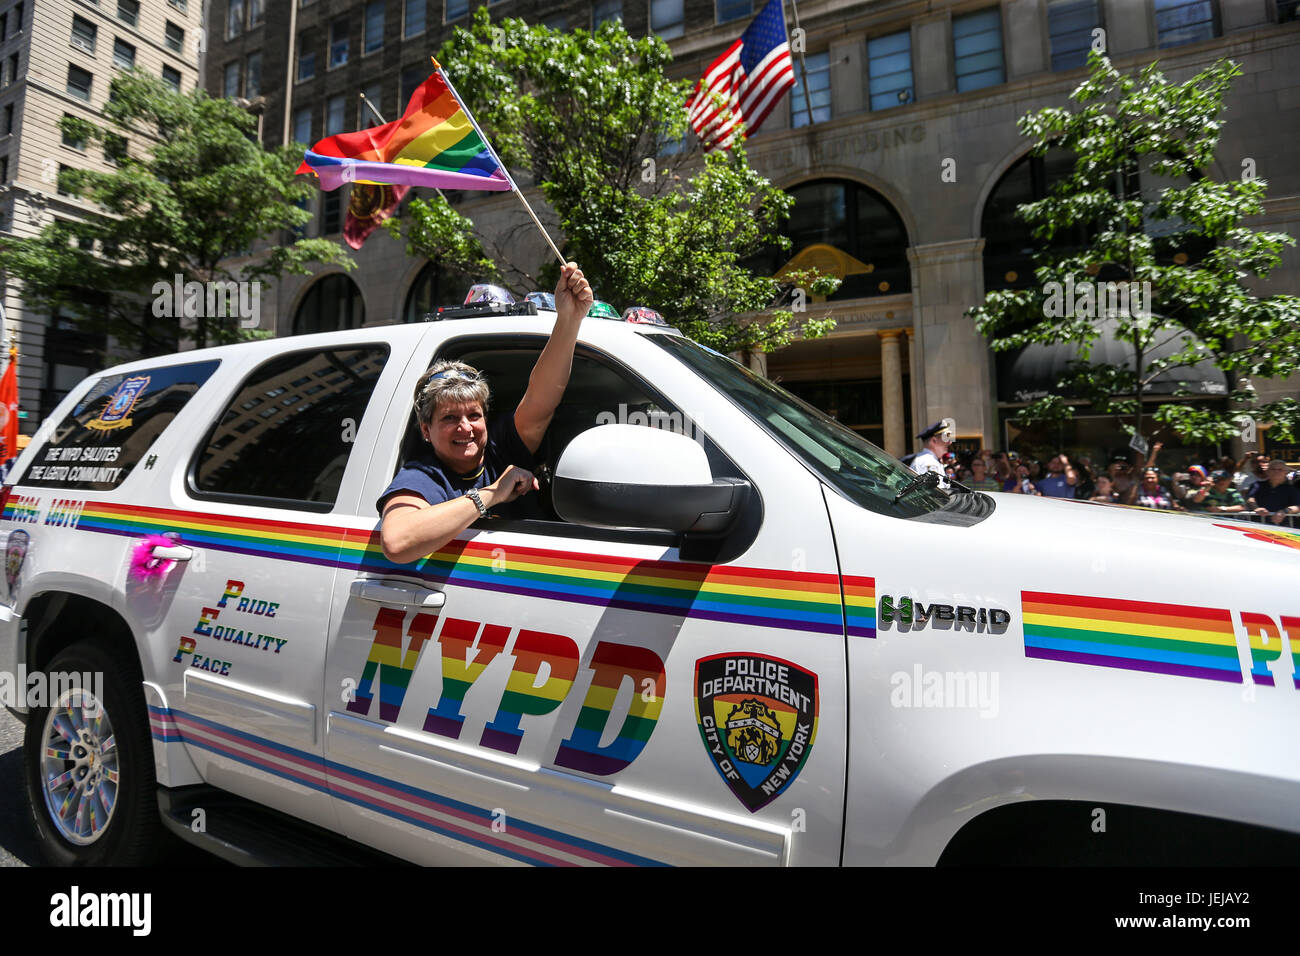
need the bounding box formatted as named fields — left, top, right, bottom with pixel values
left=430, top=57, right=568, bottom=269
left=786, top=0, right=816, bottom=129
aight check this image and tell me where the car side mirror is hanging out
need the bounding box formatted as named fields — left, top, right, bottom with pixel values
left=552, top=424, right=749, bottom=535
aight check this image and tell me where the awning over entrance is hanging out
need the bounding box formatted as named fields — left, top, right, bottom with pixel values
left=997, top=317, right=1229, bottom=403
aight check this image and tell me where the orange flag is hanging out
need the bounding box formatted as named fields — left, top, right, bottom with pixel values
left=0, top=348, right=17, bottom=461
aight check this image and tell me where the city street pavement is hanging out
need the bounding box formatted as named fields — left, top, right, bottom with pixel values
left=0, top=707, right=40, bottom=866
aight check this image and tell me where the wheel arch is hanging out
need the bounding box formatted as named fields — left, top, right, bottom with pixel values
left=862, top=753, right=1300, bottom=865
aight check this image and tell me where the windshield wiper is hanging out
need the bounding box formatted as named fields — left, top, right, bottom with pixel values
left=892, top=469, right=941, bottom=505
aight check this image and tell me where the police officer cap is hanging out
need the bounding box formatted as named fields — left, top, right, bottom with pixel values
left=917, top=418, right=955, bottom=442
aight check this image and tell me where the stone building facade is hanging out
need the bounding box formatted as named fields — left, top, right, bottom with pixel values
left=0, top=0, right=206, bottom=430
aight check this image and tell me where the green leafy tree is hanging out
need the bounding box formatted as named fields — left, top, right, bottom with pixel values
left=380, top=190, right=500, bottom=292
left=419, top=9, right=836, bottom=353
left=0, top=70, right=352, bottom=353
left=968, top=53, right=1300, bottom=449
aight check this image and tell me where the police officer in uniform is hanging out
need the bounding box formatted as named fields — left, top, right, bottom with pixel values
left=911, top=419, right=955, bottom=487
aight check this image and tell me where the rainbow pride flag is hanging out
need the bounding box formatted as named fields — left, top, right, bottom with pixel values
left=296, top=61, right=512, bottom=193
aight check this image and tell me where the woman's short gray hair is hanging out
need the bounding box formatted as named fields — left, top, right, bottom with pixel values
left=414, top=360, right=490, bottom=425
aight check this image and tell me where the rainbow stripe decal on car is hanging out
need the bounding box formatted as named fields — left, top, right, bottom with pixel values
left=1, top=495, right=42, bottom=525
left=1022, top=591, right=1240, bottom=682
left=1213, top=522, right=1300, bottom=553
left=843, top=574, right=876, bottom=638
left=148, top=705, right=667, bottom=866
left=61, top=501, right=853, bottom=636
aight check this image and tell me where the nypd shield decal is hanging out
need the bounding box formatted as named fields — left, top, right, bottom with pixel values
left=695, top=653, right=818, bottom=813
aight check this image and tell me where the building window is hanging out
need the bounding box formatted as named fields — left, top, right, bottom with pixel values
left=246, top=53, right=261, bottom=97
left=168, top=0, right=188, bottom=13
left=298, top=34, right=315, bottom=81
left=593, top=0, right=621, bottom=27
left=292, top=277, right=367, bottom=334
left=1280, top=0, right=1300, bottom=22
left=71, top=16, right=97, bottom=54
left=403, top=261, right=451, bottom=322
left=117, top=0, right=139, bottom=28
left=717, top=0, right=751, bottom=24
left=322, top=190, right=343, bottom=235
left=401, top=64, right=425, bottom=104
left=1047, top=0, right=1101, bottom=71
left=781, top=179, right=912, bottom=299
left=249, top=0, right=264, bottom=27
left=227, top=0, right=245, bottom=39
left=446, top=0, right=468, bottom=21
left=162, top=65, right=181, bottom=92
left=104, top=133, right=127, bottom=164
left=953, top=8, right=1004, bottom=93
left=165, top=21, right=184, bottom=53
left=57, top=164, right=73, bottom=196
left=0, top=155, right=7, bottom=182
left=224, top=61, right=241, bottom=98
left=360, top=81, right=383, bottom=124
left=67, top=64, right=93, bottom=101
left=293, top=106, right=312, bottom=144
left=113, top=39, right=136, bottom=70
left=405, top=0, right=426, bottom=35
left=867, top=30, right=912, bottom=110
left=365, top=1, right=384, bottom=53
left=3, top=104, right=12, bottom=135
left=330, top=19, right=349, bottom=68
left=1154, top=0, right=1217, bottom=47
left=62, top=115, right=86, bottom=151
left=791, top=51, right=831, bottom=127
left=10, top=3, right=21, bottom=37
left=326, top=94, right=346, bottom=135
left=5, top=53, right=16, bottom=85
left=651, top=0, right=684, bottom=38
left=980, top=149, right=1086, bottom=291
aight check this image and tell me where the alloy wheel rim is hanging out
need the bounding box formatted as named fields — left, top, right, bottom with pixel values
left=39, top=688, right=119, bottom=846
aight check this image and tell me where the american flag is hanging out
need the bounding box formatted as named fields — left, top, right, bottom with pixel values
left=686, top=0, right=795, bottom=150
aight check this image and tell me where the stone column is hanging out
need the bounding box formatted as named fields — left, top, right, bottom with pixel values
left=878, top=329, right=906, bottom=458
left=907, top=238, right=994, bottom=446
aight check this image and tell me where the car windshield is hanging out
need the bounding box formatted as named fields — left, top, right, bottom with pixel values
left=650, top=335, right=951, bottom=517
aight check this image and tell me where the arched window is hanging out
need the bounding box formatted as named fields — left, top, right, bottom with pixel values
left=981, top=148, right=1212, bottom=292
left=780, top=179, right=910, bottom=300
left=980, top=149, right=1082, bottom=292
left=402, top=260, right=451, bottom=323
left=292, top=273, right=364, bottom=335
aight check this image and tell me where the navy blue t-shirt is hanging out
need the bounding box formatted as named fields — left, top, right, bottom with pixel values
left=376, top=414, right=537, bottom=517
left=1248, top=479, right=1300, bottom=512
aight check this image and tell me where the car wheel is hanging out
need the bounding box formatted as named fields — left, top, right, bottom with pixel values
left=23, top=640, right=165, bottom=865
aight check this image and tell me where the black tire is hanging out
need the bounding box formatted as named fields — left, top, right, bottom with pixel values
left=23, top=640, right=165, bottom=865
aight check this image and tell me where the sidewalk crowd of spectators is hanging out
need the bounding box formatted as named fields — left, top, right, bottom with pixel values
left=946, top=447, right=1300, bottom=526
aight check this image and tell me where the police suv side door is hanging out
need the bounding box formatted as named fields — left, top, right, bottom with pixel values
left=321, top=322, right=848, bottom=866
left=145, top=329, right=430, bottom=837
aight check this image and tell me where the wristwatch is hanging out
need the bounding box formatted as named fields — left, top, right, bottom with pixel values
left=464, top=487, right=488, bottom=518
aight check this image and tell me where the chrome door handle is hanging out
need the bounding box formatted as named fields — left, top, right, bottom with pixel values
left=152, top=545, right=194, bottom=561
left=349, top=579, right=447, bottom=608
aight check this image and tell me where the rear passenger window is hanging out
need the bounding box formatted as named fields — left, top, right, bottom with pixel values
left=192, top=346, right=388, bottom=510
left=21, top=359, right=221, bottom=492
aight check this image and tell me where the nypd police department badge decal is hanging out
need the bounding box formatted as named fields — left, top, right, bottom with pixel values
left=695, top=653, right=818, bottom=813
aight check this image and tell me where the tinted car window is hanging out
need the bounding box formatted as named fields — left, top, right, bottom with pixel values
left=22, top=359, right=221, bottom=492
left=193, top=346, right=388, bottom=510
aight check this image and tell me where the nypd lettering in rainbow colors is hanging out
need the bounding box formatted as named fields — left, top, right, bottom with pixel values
left=345, top=606, right=665, bottom=776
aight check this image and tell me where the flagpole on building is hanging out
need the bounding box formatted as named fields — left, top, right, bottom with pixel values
left=429, top=58, right=568, bottom=269
left=786, top=0, right=816, bottom=129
